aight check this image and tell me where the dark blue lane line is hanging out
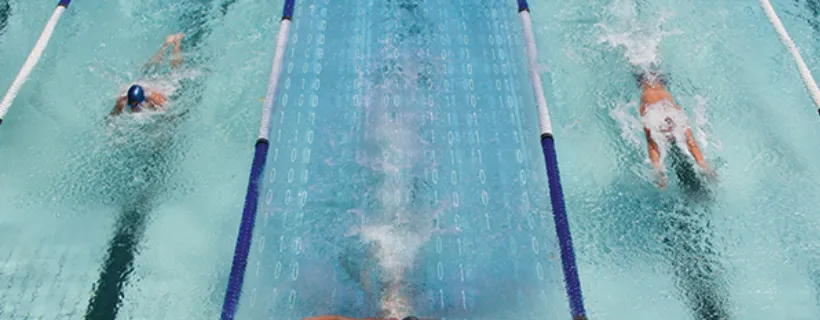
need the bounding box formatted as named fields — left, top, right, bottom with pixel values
left=0, top=0, right=10, bottom=37
left=799, top=0, right=820, bottom=31
left=84, top=195, right=152, bottom=320
left=219, top=0, right=237, bottom=16
left=219, top=1, right=296, bottom=318
left=663, top=148, right=731, bottom=320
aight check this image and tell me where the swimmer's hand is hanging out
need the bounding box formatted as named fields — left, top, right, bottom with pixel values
left=699, top=163, right=718, bottom=183
left=653, top=169, right=668, bottom=190
left=148, top=92, right=168, bottom=109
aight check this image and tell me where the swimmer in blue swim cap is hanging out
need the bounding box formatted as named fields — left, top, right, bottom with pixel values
left=108, top=33, right=184, bottom=118
left=636, top=70, right=715, bottom=189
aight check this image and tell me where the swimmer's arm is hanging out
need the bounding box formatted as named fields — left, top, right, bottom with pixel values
left=684, top=128, right=708, bottom=167
left=644, top=126, right=667, bottom=189
left=684, top=128, right=717, bottom=181
left=147, top=92, right=168, bottom=110
left=109, top=97, right=127, bottom=117
left=669, top=100, right=706, bottom=166
left=644, top=127, right=662, bottom=170
left=638, top=100, right=648, bottom=116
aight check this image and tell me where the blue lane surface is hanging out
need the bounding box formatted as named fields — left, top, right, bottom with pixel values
left=237, top=0, right=567, bottom=319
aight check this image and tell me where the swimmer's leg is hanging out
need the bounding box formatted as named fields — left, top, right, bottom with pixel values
left=142, top=33, right=185, bottom=73
left=146, top=39, right=172, bottom=66
left=169, top=33, right=185, bottom=69
left=683, top=128, right=717, bottom=182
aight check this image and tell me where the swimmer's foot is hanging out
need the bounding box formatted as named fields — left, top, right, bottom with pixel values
left=169, top=33, right=185, bottom=69
left=165, top=33, right=185, bottom=45
left=699, top=164, right=718, bottom=183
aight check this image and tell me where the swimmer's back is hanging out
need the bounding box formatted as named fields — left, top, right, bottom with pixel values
left=639, top=86, right=679, bottom=115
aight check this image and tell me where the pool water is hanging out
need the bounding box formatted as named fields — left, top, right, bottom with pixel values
left=0, top=0, right=818, bottom=319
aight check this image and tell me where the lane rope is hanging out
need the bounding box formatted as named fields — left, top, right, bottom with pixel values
left=516, top=1, right=589, bottom=319
left=219, top=1, right=295, bottom=319
left=0, top=0, right=71, bottom=126
left=760, top=0, right=820, bottom=116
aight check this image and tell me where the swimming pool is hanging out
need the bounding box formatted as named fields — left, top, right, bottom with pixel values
left=0, top=0, right=819, bottom=319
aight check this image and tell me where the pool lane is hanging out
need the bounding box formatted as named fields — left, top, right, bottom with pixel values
left=237, top=0, right=567, bottom=319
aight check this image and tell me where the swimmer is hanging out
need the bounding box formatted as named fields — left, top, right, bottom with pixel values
left=636, top=71, right=714, bottom=189
left=108, top=33, right=185, bottom=118
left=302, top=271, right=429, bottom=320
left=305, top=244, right=437, bottom=320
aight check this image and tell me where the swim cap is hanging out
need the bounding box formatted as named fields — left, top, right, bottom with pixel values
left=401, top=317, right=419, bottom=320
left=635, top=71, right=668, bottom=87
left=127, top=85, right=146, bottom=107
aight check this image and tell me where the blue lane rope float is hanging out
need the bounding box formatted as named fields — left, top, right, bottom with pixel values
left=514, top=1, right=589, bottom=319
left=219, top=1, right=295, bottom=319
left=0, top=0, right=72, bottom=126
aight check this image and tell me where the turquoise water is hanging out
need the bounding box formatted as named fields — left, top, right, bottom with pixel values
left=0, top=0, right=818, bottom=319
left=537, top=0, right=820, bottom=318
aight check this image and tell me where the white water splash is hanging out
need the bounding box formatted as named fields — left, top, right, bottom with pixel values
left=691, top=95, right=713, bottom=154
left=359, top=224, right=425, bottom=318
left=595, top=0, right=680, bottom=70
left=609, top=99, right=644, bottom=148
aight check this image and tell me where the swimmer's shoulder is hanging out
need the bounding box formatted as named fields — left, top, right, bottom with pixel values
left=640, top=87, right=666, bottom=101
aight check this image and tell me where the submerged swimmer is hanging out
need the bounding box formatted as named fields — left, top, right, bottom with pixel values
left=305, top=242, right=436, bottom=320
left=637, top=71, right=714, bottom=189
left=302, top=280, right=426, bottom=320
left=303, top=281, right=423, bottom=320
left=108, top=33, right=185, bottom=118
left=302, top=271, right=428, bottom=320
